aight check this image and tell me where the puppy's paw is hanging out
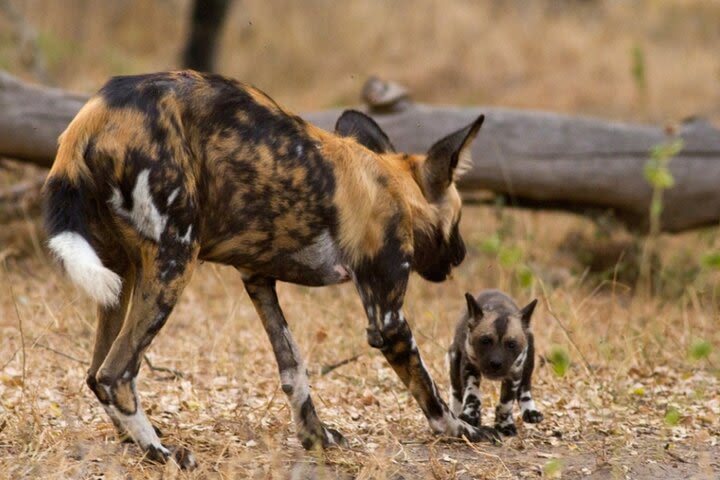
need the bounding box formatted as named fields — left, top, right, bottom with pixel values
left=495, top=422, right=518, bottom=437
left=522, top=409, right=544, bottom=424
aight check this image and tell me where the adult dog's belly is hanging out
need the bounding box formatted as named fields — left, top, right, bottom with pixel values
left=206, top=229, right=353, bottom=286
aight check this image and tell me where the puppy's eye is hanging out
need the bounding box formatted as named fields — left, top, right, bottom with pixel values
left=479, top=337, right=493, bottom=346
left=506, top=340, right=517, bottom=350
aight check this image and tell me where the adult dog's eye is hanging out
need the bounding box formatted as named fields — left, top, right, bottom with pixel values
left=506, top=340, right=517, bottom=350
left=479, top=337, right=492, bottom=346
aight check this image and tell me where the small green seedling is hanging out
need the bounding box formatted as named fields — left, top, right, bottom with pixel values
left=548, top=345, right=570, bottom=377
left=689, top=339, right=712, bottom=362
left=664, top=406, right=681, bottom=426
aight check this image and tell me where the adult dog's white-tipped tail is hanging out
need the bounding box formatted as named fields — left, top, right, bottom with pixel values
left=48, top=232, right=122, bottom=306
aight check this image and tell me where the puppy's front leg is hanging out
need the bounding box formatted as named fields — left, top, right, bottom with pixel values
left=495, top=377, right=520, bottom=436
left=518, top=333, right=543, bottom=423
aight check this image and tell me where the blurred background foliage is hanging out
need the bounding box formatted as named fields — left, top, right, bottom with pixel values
left=0, top=0, right=719, bottom=123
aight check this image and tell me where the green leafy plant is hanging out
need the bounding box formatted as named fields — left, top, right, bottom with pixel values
left=631, top=44, right=646, bottom=95
left=638, top=139, right=684, bottom=296
left=700, top=252, right=720, bottom=270
left=543, top=458, right=563, bottom=478
left=664, top=406, right=681, bottom=426
left=688, top=339, right=712, bottom=361
left=548, top=345, right=570, bottom=377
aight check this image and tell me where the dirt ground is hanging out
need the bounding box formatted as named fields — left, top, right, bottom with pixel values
left=1, top=206, right=718, bottom=479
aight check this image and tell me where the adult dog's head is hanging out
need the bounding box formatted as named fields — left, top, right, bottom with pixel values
left=335, top=110, right=484, bottom=282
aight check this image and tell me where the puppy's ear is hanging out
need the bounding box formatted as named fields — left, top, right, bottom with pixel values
left=520, top=299, right=538, bottom=328
left=422, top=115, right=484, bottom=201
left=335, top=110, right=396, bottom=154
left=465, top=292, right=483, bottom=327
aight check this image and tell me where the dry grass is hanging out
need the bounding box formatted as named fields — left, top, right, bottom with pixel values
left=2, top=0, right=720, bottom=122
left=1, top=0, right=720, bottom=478
left=1, top=207, right=718, bottom=478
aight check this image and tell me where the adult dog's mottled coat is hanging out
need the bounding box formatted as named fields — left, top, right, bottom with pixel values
left=43, top=70, right=491, bottom=468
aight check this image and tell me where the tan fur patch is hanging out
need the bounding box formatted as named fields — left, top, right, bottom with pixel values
left=48, top=97, right=110, bottom=184
left=469, top=311, right=527, bottom=352
left=113, top=380, right=137, bottom=414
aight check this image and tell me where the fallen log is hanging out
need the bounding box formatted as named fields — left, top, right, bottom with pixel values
left=0, top=71, right=86, bottom=169
left=1, top=71, right=719, bottom=232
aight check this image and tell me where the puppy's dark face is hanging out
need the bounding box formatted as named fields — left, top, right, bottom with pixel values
left=464, top=294, right=536, bottom=379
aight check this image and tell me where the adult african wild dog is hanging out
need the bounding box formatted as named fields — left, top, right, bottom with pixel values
left=448, top=290, right=542, bottom=437
left=43, top=70, right=492, bottom=468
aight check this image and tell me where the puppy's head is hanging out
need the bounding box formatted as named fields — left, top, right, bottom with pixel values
left=464, top=293, right=537, bottom=379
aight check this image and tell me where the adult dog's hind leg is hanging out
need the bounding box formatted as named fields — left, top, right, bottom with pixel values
left=93, top=241, right=198, bottom=469
left=85, top=260, right=138, bottom=441
left=243, top=276, right=346, bottom=450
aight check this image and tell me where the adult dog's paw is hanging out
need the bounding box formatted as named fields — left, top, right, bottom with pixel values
left=299, top=423, right=348, bottom=450
left=464, top=424, right=502, bottom=444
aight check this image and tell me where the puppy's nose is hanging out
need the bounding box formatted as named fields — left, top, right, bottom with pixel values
left=489, top=360, right=502, bottom=371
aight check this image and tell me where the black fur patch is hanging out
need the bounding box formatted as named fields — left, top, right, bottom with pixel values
left=43, top=177, right=91, bottom=240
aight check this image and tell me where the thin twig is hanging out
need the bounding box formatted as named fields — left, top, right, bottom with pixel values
left=664, top=448, right=689, bottom=464
left=9, top=285, right=26, bottom=397
left=460, top=436, right=513, bottom=477
left=320, top=354, right=361, bottom=376
left=143, top=354, right=185, bottom=379
left=538, top=281, right=597, bottom=382
left=34, top=343, right=88, bottom=365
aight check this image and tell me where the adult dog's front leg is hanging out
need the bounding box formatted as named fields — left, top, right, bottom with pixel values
left=355, top=263, right=499, bottom=443
left=243, top=276, right=346, bottom=450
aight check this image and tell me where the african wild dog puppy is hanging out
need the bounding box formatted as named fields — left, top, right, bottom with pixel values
left=448, top=290, right=543, bottom=436
left=42, top=70, right=496, bottom=468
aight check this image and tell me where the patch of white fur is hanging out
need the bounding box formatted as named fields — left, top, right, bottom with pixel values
left=291, top=230, right=349, bottom=282
left=511, top=347, right=528, bottom=374
left=48, top=232, right=122, bottom=306
left=279, top=327, right=312, bottom=424
left=280, top=364, right=311, bottom=421
left=453, top=147, right=473, bottom=181
left=109, top=169, right=168, bottom=242
left=178, top=225, right=193, bottom=244
left=449, top=388, right=462, bottom=415
left=430, top=410, right=467, bottom=435
left=496, top=415, right=515, bottom=427
left=166, top=188, right=179, bottom=206
left=100, top=381, right=168, bottom=456
left=496, top=400, right=514, bottom=416
left=462, top=377, right=480, bottom=403
left=519, top=390, right=538, bottom=414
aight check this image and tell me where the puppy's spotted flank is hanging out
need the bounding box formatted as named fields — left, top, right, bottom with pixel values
left=448, top=289, right=542, bottom=436
left=42, top=70, right=490, bottom=468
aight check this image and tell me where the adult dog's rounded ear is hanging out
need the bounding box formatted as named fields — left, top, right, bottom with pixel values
left=335, top=110, right=396, bottom=154
left=422, top=115, right=484, bottom=201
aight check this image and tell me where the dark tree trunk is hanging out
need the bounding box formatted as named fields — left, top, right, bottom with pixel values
left=181, top=0, right=232, bottom=72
